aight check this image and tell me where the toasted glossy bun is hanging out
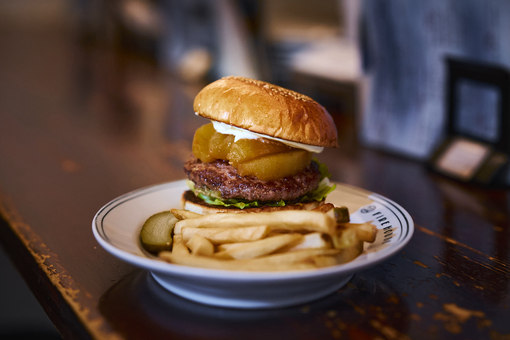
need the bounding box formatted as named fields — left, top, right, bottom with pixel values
left=181, top=190, right=323, bottom=214
left=193, top=76, right=338, bottom=147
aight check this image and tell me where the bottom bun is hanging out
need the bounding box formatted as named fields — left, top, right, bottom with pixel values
left=181, top=190, right=323, bottom=214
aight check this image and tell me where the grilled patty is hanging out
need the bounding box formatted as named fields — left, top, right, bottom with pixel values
left=184, top=156, right=321, bottom=202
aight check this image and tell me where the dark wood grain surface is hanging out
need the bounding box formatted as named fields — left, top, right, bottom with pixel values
left=0, top=25, right=509, bottom=340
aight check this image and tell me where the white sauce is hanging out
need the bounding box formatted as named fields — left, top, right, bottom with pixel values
left=210, top=120, right=324, bottom=153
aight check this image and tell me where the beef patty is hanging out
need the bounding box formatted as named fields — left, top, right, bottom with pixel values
left=184, top=156, right=321, bottom=202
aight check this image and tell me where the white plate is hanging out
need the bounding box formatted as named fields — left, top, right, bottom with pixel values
left=93, top=180, right=414, bottom=309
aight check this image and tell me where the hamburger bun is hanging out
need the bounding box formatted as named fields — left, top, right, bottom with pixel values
left=193, top=76, right=338, bottom=148
left=181, top=190, right=324, bottom=214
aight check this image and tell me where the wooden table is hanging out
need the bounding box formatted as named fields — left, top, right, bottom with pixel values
left=1, top=26, right=509, bottom=340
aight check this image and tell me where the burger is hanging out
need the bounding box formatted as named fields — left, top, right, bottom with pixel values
left=182, top=76, right=338, bottom=214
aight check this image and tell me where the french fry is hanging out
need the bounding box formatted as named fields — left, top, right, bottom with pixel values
left=338, top=222, right=377, bottom=243
left=354, top=222, right=377, bottom=243
left=216, top=232, right=291, bottom=250
left=335, top=245, right=364, bottom=264
left=158, top=252, right=317, bottom=272
left=332, top=227, right=364, bottom=262
left=172, top=234, right=190, bottom=256
left=310, top=255, right=339, bottom=267
left=186, top=234, right=214, bottom=256
left=174, top=210, right=336, bottom=235
left=170, top=209, right=201, bottom=221
left=333, top=226, right=363, bottom=248
left=247, top=248, right=340, bottom=266
left=181, top=225, right=271, bottom=244
left=280, top=232, right=331, bottom=252
left=216, top=243, right=238, bottom=252
left=159, top=248, right=341, bottom=271
left=214, top=234, right=303, bottom=260
left=311, top=246, right=364, bottom=267
left=147, top=201, right=378, bottom=271
left=312, top=203, right=335, bottom=214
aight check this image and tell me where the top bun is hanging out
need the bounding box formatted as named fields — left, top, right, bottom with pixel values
left=193, top=76, right=338, bottom=147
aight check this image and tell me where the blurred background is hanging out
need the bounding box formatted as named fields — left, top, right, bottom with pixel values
left=1, top=0, right=359, bottom=338
left=1, top=0, right=510, bottom=338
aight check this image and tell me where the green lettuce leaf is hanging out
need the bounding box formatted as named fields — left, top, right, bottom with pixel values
left=315, top=158, right=332, bottom=179
left=197, top=193, right=286, bottom=209
left=298, top=177, right=336, bottom=203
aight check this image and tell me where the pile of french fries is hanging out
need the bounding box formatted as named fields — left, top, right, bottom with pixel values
left=154, top=204, right=377, bottom=272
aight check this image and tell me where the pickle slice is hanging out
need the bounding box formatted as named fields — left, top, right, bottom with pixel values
left=209, top=132, right=235, bottom=160
left=192, top=123, right=217, bottom=163
left=236, top=149, right=312, bottom=181
left=227, top=138, right=292, bottom=166
left=140, top=211, right=178, bottom=253
left=334, top=206, right=350, bottom=223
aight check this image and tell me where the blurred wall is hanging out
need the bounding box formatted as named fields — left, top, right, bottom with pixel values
left=0, top=0, right=69, bottom=28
